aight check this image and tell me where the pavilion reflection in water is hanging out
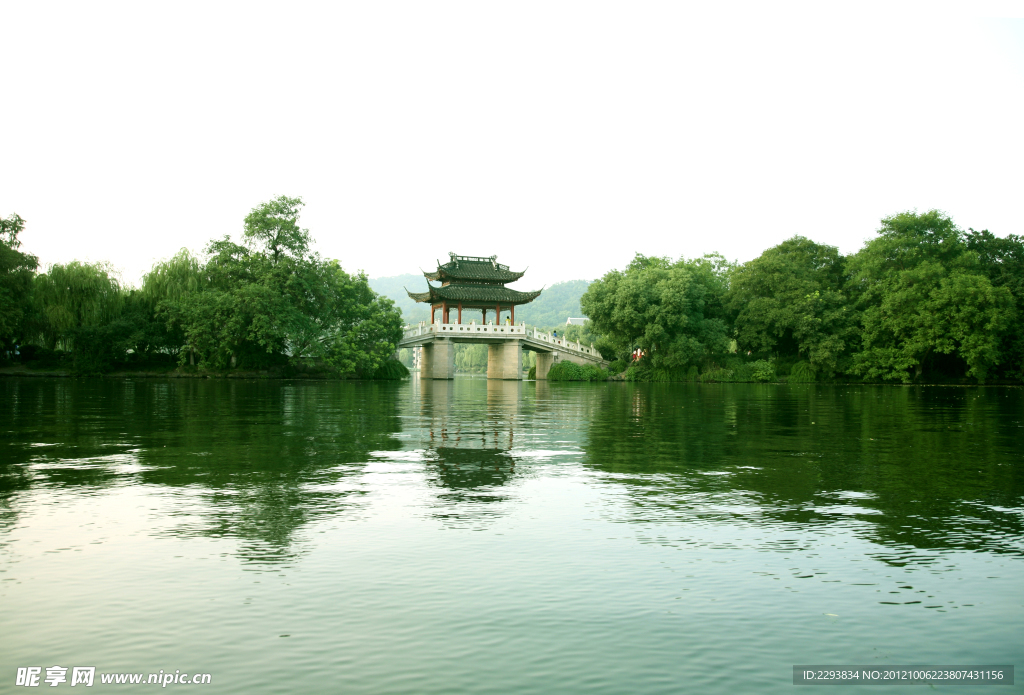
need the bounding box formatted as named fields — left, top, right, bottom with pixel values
left=413, top=379, right=525, bottom=509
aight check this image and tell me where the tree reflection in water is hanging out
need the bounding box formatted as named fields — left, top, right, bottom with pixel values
left=5, top=377, right=1021, bottom=573
left=1, top=378, right=406, bottom=566
left=580, top=383, right=1024, bottom=566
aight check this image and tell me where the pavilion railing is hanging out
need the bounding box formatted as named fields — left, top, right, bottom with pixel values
left=400, top=322, right=601, bottom=359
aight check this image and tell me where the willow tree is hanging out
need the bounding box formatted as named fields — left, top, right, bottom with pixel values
left=142, top=248, right=205, bottom=303
left=142, top=249, right=206, bottom=364
left=33, top=261, right=123, bottom=350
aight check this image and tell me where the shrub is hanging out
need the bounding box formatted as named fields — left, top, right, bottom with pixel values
left=70, top=321, right=139, bottom=374
left=698, top=360, right=775, bottom=383
left=372, top=359, right=409, bottom=380
left=623, top=363, right=649, bottom=381
left=528, top=365, right=536, bottom=380
left=789, top=361, right=816, bottom=383
left=623, top=363, right=702, bottom=382
left=700, top=368, right=734, bottom=382
left=750, top=359, right=775, bottom=382
left=731, top=363, right=756, bottom=382
left=547, top=361, right=607, bottom=381
left=19, top=345, right=67, bottom=368
left=609, top=359, right=628, bottom=374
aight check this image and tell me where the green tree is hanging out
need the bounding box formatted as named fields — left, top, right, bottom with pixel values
left=581, top=253, right=732, bottom=371
left=142, top=248, right=206, bottom=364
left=160, top=236, right=297, bottom=369
left=33, top=261, right=124, bottom=351
left=323, top=273, right=404, bottom=376
left=242, top=195, right=311, bottom=265
left=847, top=210, right=1015, bottom=383
left=727, top=236, right=854, bottom=376
left=152, top=196, right=404, bottom=375
left=116, top=289, right=178, bottom=363
left=142, top=248, right=205, bottom=304
left=0, top=213, right=39, bottom=355
left=965, top=229, right=1024, bottom=380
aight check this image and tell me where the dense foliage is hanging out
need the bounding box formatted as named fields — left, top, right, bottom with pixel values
left=583, top=211, right=1023, bottom=384
left=0, top=214, right=38, bottom=355
left=372, top=358, right=411, bottom=380
left=845, top=212, right=1015, bottom=383
left=727, top=236, right=854, bottom=377
left=1, top=198, right=404, bottom=377
left=581, top=253, right=732, bottom=370
left=545, top=361, right=607, bottom=381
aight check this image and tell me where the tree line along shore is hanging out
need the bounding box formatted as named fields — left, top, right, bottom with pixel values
left=0, top=196, right=408, bottom=379
left=2, top=202, right=1021, bottom=384
left=581, top=210, right=1022, bottom=384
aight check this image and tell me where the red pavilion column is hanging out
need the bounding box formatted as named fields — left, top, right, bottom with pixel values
left=458, top=303, right=462, bottom=324
left=442, top=301, right=448, bottom=324
left=511, top=304, right=515, bottom=324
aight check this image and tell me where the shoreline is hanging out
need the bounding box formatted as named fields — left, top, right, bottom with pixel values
left=1, top=366, right=1020, bottom=387
left=0, top=365, right=358, bottom=381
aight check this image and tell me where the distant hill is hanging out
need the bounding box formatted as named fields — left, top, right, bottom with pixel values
left=514, top=279, right=590, bottom=328
left=368, top=274, right=431, bottom=324
left=369, top=274, right=591, bottom=328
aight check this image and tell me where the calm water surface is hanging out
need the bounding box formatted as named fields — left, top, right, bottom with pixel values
left=1, top=378, right=1022, bottom=694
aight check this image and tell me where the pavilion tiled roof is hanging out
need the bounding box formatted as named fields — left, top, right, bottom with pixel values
left=406, top=284, right=542, bottom=305
left=409, top=253, right=542, bottom=306
left=423, top=253, right=526, bottom=284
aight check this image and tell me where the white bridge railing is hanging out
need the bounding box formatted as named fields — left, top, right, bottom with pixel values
left=401, top=322, right=602, bottom=359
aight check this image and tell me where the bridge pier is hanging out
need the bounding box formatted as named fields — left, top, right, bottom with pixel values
left=534, top=352, right=554, bottom=380
left=487, top=339, right=522, bottom=380
left=420, top=338, right=455, bottom=379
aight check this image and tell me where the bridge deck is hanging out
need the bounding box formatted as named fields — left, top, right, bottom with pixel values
left=398, top=322, right=603, bottom=360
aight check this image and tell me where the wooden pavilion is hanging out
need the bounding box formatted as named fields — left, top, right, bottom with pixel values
left=406, top=253, right=542, bottom=325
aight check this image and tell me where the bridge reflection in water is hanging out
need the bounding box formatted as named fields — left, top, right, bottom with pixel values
left=411, top=379, right=529, bottom=521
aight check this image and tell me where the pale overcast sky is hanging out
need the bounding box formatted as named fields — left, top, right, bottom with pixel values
left=3, top=2, right=1023, bottom=290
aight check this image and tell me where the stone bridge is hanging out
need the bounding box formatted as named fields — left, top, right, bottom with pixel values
left=397, top=322, right=609, bottom=380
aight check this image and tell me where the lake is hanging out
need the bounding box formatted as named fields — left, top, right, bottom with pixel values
left=1, top=377, right=1021, bottom=693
